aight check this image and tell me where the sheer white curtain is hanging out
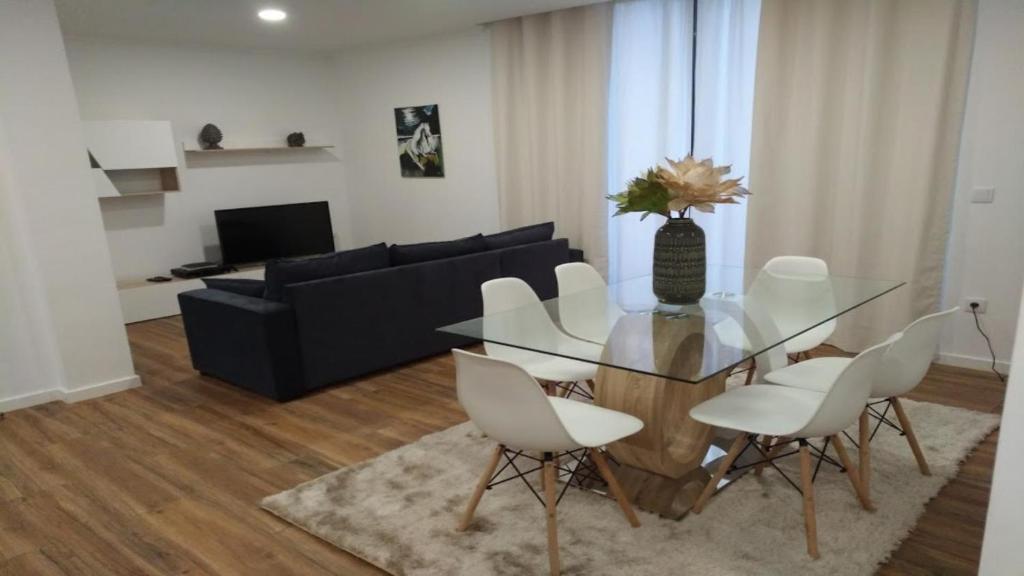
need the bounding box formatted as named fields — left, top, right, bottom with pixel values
left=607, top=0, right=761, bottom=284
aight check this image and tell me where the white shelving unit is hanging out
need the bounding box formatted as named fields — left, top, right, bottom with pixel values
left=84, top=120, right=181, bottom=198
left=117, top=265, right=264, bottom=324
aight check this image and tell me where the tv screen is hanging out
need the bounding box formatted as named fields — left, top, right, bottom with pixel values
left=215, top=201, right=335, bottom=265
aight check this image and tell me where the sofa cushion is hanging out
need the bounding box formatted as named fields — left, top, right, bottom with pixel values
left=483, top=222, right=555, bottom=250
left=498, top=238, right=570, bottom=300
left=264, top=242, right=390, bottom=301
left=202, top=278, right=267, bottom=298
left=389, top=234, right=487, bottom=266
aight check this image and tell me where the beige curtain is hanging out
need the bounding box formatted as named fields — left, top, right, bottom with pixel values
left=745, top=0, right=975, bottom=350
left=491, top=3, right=613, bottom=274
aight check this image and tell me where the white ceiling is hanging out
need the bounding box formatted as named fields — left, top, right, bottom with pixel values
left=55, top=0, right=606, bottom=53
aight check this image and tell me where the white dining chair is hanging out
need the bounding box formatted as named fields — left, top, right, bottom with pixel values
left=688, top=336, right=896, bottom=559
left=482, top=277, right=603, bottom=398
left=453, top=349, right=643, bottom=576
left=712, top=256, right=837, bottom=384
left=554, top=262, right=625, bottom=346
left=762, top=307, right=958, bottom=497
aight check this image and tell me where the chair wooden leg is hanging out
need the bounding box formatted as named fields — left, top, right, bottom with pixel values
left=743, top=358, right=756, bottom=386
left=830, top=435, right=874, bottom=511
left=693, top=433, right=748, bottom=514
left=755, top=436, right=790, bottom=476
left=799, top=441, right=820, bottom=559
left=753, top=435, right=774, bottom=475
left=458, top=444, right=504, bottom=531
left=891, top=397, right=931, bottom=476
left=589, top=448, right=640, bottom=527
left=543, top=457, right=560, bottom=576
left=859, top=409, right=871, bottom=501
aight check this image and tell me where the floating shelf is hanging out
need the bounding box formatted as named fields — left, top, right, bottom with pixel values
left=182, top=144, right=335, bottom=153
left=85, top=121, right=181, bottom=198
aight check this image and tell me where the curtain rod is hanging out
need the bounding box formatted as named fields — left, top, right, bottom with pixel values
left=690, top=0, right=698, bottom=157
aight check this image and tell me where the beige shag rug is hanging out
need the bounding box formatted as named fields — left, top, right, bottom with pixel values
left=262, top=399, right=998, bottom=576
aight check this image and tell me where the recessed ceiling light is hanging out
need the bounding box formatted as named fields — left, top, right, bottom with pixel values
left=258, top=8, right=287, bottom=22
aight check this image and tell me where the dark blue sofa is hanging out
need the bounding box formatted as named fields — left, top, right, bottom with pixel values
left=178, top=230, right=580, bottom=401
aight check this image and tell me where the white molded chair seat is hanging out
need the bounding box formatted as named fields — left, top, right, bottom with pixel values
left=688, top=385, right=827, bottom=438
left=512, top=356, right=600, bottom=383
left=453, top=348, right=643, bottom=576
left=762, top=357, right=851, bottom=393
left=763, top=332, right=903, bottom=396
left=548, top=396, right=644, bottom=448
left=688, top=336, right=896, bottom=559
left=554, top=262, right=625, bottom=345
left=714, top=316, right=836, bottom=356
left=482, top=277, right=601, bottom=385
left=762, top=308, right=959, bottom=498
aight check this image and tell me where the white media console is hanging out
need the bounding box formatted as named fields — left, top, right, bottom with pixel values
left=116, top=265, right=264, bottom=324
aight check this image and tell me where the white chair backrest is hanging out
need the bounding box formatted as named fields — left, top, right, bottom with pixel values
left=796, top=336, right=899, bottom=438
left=874, top=307, right=958, bottom=398
left=555, top=263, right=624, bottom=344
left=453, top=349, right=579, bottom=452
left=763, top=256, right=828, bottom=277
left=750, top=256, right=837, bottom=341
left=481, top=278, right=563, bottom=359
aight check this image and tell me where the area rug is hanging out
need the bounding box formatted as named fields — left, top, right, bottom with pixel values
left=262, top=399, right=998, bottom=575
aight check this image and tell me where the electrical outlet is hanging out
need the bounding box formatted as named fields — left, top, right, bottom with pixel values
left=963, top=297, right=988, bottom=314
left=971, top=187, right=996, bottom=204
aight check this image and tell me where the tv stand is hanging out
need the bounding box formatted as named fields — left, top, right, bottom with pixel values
left=116, top=264, right=264, bottom=323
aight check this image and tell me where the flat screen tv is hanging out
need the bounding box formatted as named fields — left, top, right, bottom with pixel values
left=215, top=201, right=335, bottom=265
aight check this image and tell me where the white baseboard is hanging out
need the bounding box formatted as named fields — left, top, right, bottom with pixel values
left=62, top=374, right=141, bottom=403
left=0, top=374, right=141, bottom=414
left=935, top=352, right=1011, bottom=374
left=0, top=389, right=62, bottom=413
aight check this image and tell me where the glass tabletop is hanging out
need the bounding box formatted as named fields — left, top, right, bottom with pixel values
left=437, top=265, right=904, bottom=384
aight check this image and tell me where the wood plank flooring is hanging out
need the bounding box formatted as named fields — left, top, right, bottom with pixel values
left=0, top=317, right=1005, bottom=575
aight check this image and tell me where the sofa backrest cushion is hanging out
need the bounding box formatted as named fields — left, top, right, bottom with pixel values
left=264, top=242, right=390, bottom=302
left=389, top=233, right=488, bottom=266
left=483, top=222, right=555, bottom=250
left=287, top=250, right=504, bottom=388
left=497, top=238, right=570, bottom=300
left=202, top=277, right=267, bottom=298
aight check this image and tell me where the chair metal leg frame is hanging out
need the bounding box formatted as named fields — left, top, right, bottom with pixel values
left=841, top=397, right=931, bottom=477
left=468, top=447, right=631, bottom=510
left=732, top=437, right=842, bottom=490
left=460, top=446, right=640, bottom=576
left=695, top=436, right=868, bottom=559
left=554, top=381, right=594, bottom=401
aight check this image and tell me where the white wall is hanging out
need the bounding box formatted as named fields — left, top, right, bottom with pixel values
left=332, top=28, right=500, bottom=245
left=980, top=282, right=1024, bottom=573
left=940, top=0, right=1024, bottom=373
left=0, top=0, right=137, bottom=412
left=63, top=38, right=354, bottom=281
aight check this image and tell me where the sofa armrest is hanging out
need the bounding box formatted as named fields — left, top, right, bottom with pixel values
left=568, top=248, right=585, bottom=263
left=178, top=289, right=305, bottom=401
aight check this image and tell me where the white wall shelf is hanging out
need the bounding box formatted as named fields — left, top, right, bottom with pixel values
left=84, top=120, right=181, bottom=197
left=182, top=143, right=335, bottom=153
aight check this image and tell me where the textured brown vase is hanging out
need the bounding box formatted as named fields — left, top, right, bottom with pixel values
left=652, top=217, right=706, bottom=304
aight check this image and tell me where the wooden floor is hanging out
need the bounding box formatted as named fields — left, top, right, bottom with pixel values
left=0, top=317, right=1005, bottom=575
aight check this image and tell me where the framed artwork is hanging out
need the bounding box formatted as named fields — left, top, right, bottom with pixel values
left=394, top=104, right=444, bottom=178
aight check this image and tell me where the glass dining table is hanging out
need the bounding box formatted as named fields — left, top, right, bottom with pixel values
left=438, top=265, right=903, bottom=518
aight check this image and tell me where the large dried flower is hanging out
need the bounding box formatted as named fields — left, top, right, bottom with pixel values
left=608, top=156, right=750, bottom=219
left=657, top=156, right=749, bottom=213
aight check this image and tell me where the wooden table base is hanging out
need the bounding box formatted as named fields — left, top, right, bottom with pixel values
left=582, top=458, right=713, bottom=520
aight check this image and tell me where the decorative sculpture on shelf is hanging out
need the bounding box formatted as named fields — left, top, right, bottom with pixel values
left=198, top=123, right=223, bottom=150
left=287, top=132, right=306, bottom=147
